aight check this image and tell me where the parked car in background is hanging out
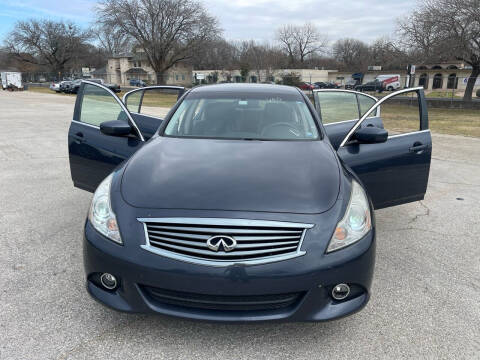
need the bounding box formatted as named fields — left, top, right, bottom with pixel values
left=51, top=80, right=76, bottom=93
left=89, top=78, right=121, bottom=93
left=64, top=79, right=82, bottom=94
left=60, top=81, right=73, bottom=93
left=130, top=79, right=146, bottom=87
left=355, top=80, right=384, bottom=92
left=68, top=79, right=121, bottom=94
left=315, top=82, right=340, bottom=89
left=50, top=82, right=61, bottom=92
left=299, top=82, right=315, bottom=90
left=344, top=79, right=359, bottom=90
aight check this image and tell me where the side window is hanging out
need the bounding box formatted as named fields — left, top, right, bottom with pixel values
left=344, top=89, right=426, bottom=146
left=316, top=92, right=359, bottom=124
left=125, top=90, right=142, bottom=113
left=357, top=94, right=377, bottom=118
left=124, top=88, right=182, bottom=119
left=378, top=91, right=422, bottom=136
left=80, top=83, right=127, bottom=126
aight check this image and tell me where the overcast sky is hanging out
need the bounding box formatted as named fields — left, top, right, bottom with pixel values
left=0, top=0, right=418, bottom=44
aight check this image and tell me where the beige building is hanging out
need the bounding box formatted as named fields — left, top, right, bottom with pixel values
left=193, top=69, right=334, bottom=84
left=194, top=62, right=479, bottom=93
left=329, top=62, right=480, bottom=91
left=104, top=48, right=192, bottom=86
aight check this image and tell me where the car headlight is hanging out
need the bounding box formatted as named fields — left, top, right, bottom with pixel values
left=88, top=173, right=122, bottom=244
left=327, top=180, right=371, bottom=253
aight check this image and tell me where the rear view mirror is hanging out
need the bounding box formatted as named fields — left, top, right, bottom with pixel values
left=353, top=127, right=388, bottom=144
left=100, top=120, right=132, bottom=137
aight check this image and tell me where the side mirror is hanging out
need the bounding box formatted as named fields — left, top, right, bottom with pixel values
left=353, top=126, right=388, bottom=144
left=100, top=120, right=132, bottom=137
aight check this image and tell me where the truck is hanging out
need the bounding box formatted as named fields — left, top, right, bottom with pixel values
left=375, top=74, right=401, bottom=91
left=1, top=71, right=23, bottom=90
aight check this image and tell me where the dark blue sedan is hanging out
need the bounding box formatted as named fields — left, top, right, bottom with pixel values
left=68, top=82, right=431, bottom=321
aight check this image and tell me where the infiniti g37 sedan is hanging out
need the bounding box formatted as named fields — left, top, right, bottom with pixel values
left=68, top=82, right=431, bottom=321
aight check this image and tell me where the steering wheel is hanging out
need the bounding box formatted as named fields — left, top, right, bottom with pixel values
left=261, top=122, right=301, bottom=137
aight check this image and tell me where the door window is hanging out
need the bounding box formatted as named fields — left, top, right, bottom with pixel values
left=80, top=83, right=128, bottom=126
left=358, top=94, right=377, bottom=118
left=315, top=91, right=379, bottom=125
left=342, top=88, right=428, bottom=147
left=124, top=88, right=183, bottom=119
left=316, top=92, right=358, bottom=124
left=125, top=90, right=142, bottom=113
left=374, top=91, right=423, bottom=136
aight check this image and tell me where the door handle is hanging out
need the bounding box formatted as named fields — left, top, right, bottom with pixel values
left=409, top=143, right=428, bottom=153
left=73, top=132, right=84, bottom=144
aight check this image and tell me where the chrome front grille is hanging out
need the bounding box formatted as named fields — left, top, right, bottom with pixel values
left=138, top=218, right=314, bottom=266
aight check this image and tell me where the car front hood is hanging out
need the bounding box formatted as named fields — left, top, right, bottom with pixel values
left=121, top=137, right=340, bottom=214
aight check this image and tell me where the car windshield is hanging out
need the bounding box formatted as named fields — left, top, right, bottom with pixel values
left=164, top=92, right=319, bottom=140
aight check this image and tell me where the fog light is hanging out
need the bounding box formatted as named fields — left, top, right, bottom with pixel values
left=332, top=283, right=350, bottom=300
left=100, top=273, right=118, bottom=290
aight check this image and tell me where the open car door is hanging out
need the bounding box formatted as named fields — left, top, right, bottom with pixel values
left=316, top=87, right=431, bottom=209
left=314, top=89, right=384, bottom=149
left=123, top=86, right=185, bottom=140
left=68, top=81, right=183, bottom=192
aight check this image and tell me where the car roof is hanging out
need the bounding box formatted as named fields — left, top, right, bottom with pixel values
left=189, top=83, right=303, bottom=98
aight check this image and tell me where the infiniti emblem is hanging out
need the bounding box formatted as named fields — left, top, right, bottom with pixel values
left=206, top=235, right=237, bottom=252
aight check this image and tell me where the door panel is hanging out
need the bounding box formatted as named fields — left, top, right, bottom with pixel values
left=338, top=130, right=432, bottom=209
left=337, top=87, right=432, bottom=209
left=68, top=81, right=144, bottom=192
left=123, top=86, right=185, bottom=140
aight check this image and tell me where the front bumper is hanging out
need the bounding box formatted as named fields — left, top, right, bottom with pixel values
left=84, top=219, right=376, bottom=322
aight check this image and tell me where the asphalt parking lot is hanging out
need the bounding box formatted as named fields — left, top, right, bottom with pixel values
left=0, top=90, right=479, bottom=359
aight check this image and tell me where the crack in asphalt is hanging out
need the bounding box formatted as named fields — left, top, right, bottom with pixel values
left=407, top=201, right=431, bottom=225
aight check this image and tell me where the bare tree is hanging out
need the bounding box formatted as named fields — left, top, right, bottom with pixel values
left=94, top=23, right=133, bottom=56
left=276, top=23, right=327, bottom=65
left=276, top=24, right=297, bottom=65
left=294, top=23, right=328, bottom=63
left=191, top=38, right=237, bottom=70
left=332, top=38, right=370, bottom=71
left=370, top=37, right=411, bottom=70
left=5, top=19, right=91, bottom=75
left=97, top=0, right=221, bottom=84
left=398, top=0, right=480, bottom=101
